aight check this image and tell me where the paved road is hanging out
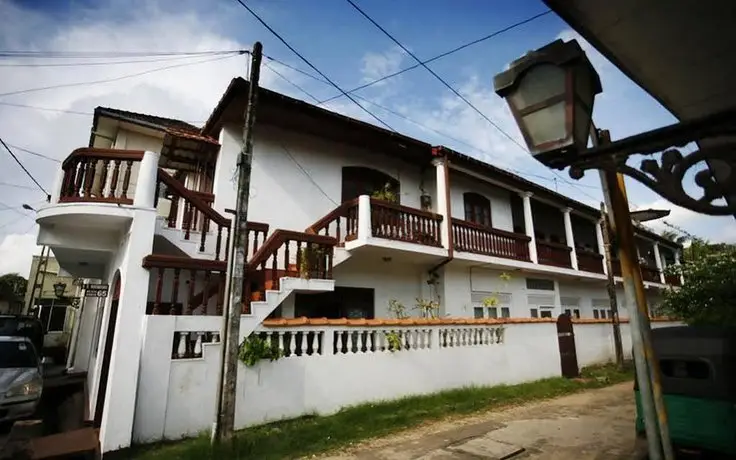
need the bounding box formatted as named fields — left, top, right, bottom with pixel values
left=320, top=382, right=645, bottom=460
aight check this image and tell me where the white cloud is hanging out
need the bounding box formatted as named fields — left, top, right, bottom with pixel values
left=0, top=233, right=42, bottom=277
left=360, top=46, right=407, bottom=86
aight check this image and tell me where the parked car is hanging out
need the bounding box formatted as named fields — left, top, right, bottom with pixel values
left=0, top=336, right=43, bottom=423
left=0, top=315, right=44, bottom=356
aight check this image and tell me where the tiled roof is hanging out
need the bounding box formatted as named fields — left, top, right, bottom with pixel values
left=260, top=316, right=676, bottom=327
left=95, top=107, right=201, bottom=133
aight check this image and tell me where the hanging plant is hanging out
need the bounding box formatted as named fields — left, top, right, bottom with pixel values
left=238, top=334, right=283, bottom=367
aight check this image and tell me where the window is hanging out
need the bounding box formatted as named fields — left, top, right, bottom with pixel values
left=540, top=310, right=553, bottom=318
left=487, top=307, right=498, bottom=319
left=341, top=167, right=400, bottom=203
left=463, top=192, right=491, bottom=227
left=600, top=309, right=607, bottom=319
left=564, top=309, right=571, bottom=316
left=530, top=308, right=539, bottom=318
left=501, top=307, right=510, bottom=318
left=661, top=359, right=711, bottom=380
left=526, top=278, right=555, bottom=290
left=473, top=307, right=484, bottom=319
left=608, top=309, right=613, bottom=318
left=593, top=310, right=599, bottom=319
left=573, top=309, right=580, bottom=319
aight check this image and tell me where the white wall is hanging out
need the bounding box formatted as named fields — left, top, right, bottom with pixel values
left=133, top=317, right=561, bottom=443
left=449, top=174, right=515, bottom=232
left=213, top=124, right=427, bottom=233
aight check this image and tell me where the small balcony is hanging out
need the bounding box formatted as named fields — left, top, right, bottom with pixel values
left=451, top=218, right=530, bottom=261
left=576, top=249, right=605, bottom=274
left=536, top=240, right=572, bottom=268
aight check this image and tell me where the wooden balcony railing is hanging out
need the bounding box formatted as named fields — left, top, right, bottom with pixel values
left=641, top=265, right=661, bottom=283
left=576, top=249, right=605, bottom=274
left=452, top=218, right=530, bottom=261
left=156, top=169, right=232, bottom=261
left=370, top=198, right=442, bottom=247
left=246, top=230, right=337, bottom=312
left=664, top=274, right=682, bottom=286
left=536, top=241, right=572, bottom=268
left=305, top=199, right=359, bottom=244
left=142, top=254, right=227, bottom=316
left=60, top=148, right=144, bottom=204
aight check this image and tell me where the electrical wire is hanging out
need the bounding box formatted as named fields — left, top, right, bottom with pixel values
left=0, top=181, right=38, bottom=191
left=230, top=0, right=395, bottom=132
left=0, top=49, right=244, bottom=58
left=0, top=136, right=48, bottom=195
left=5, top=143, right=60, bottom=163
left=0, top=101, right=208, bottom=125
left=318, top=9, right=553, bottom=105
left=0, top=52, right=245, bottom=98
left=0, top=52, right=239, bottom=67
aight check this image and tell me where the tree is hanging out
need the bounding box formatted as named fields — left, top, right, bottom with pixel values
left=661, top=244, right=736, bottom=325
left=0, top=273, right=28, bottom=312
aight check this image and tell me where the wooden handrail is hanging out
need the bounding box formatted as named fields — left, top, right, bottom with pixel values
left=576, top=248, right=604, bottom=258
left=306, top=198, right=359, bottom=234
left=62, top=147, right=145, bottom=168
left=370, top=197, right=442, bottom=221
left=142, top=254, right=226, bottom=271
left=248, top=230, right=337, bottom=271
left=157, top=169, right=230, bottom=227
left=537, top=240, right=572, bottom=251
left=451, top=218, right=530, bottom=241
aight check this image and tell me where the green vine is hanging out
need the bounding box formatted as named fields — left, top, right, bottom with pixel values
left=238, top=335, right=283, bottom=367
left=385, top=331, right=402, bottom=352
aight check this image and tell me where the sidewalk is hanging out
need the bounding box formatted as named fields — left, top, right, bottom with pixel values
left=319, top=382, right=644, bottom=460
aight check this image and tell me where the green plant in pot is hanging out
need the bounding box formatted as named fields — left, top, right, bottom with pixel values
left=299, top=244, right=325, bottom=279
left=371, top=182, right=398, bottom=203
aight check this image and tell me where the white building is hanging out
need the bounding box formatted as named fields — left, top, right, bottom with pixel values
left=34, top=78, right=682, bottom=453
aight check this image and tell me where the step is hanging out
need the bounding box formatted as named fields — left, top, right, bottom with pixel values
left=29, top=427, right=99, bottom=459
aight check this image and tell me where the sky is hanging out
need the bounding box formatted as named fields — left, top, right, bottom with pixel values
left=0, top=0, right=733, bottom=277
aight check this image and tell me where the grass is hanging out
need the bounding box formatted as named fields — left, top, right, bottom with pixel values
left=121, top=363, right=633, bottom=460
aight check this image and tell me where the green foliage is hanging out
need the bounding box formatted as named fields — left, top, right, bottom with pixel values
left=662, top=245, right=736, bottom=326
left=298, top=245, right=324, bottom=279
left=414, top=298, right=439, bottom=318
left=371, top=183, right=398, bottom=203
left=0, top=273, right=27, bottom=309
left=238, top=335, right=283, bottom=367
left=387, top=299, right=408, bottom=319
left=385, top=332, right=402, bottom=352
left=126, top=363, right=632, bottom=460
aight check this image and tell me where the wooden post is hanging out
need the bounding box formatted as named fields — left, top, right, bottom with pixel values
left=599, top=203, right=624, bottom=369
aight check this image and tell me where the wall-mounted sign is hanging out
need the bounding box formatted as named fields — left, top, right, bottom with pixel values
left=84, top=283, right=109, bottom=298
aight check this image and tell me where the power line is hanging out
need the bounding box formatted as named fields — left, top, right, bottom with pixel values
left=0, top=52, right=245, bottom=98
left=0, top=52, right=240, bottom=67
left=230, top=0, right=395, bottom=132
left=0, top=101, right=208, bottom=125
left=0, top=136, right=48, bottom=195
left=5, top=143, right=60, bottom=163
left=263, top=61, right=321, bottom=104
left=0, top=49, right=244, bottom=59
left=318, top=9, right=553, bottom=105
left=0, top=181, right=38, bottom=191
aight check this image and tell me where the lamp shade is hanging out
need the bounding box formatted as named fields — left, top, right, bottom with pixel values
left=53, top=282, right=67, bottom=298
left=494, top=39, right=602, bottom=166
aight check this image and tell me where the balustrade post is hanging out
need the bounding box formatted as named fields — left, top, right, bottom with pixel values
left=520, top=192, right=538, bottom=263
left=357, top=195, right=373, bottom=241
left=133, top=151, right=161, bottom=207
left=323, top=327, right=336, bottom=356
left=563, top=208, right=578, bottom=270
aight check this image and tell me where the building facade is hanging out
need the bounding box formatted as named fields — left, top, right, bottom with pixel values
left=34, top=78, right=682, bottom=452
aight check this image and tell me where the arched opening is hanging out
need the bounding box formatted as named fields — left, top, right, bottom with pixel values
left=463, top=192, right=492, bottom=227
left=341, top=166, right=400, bottom=203
left=94, top=272, right=121, bottom=428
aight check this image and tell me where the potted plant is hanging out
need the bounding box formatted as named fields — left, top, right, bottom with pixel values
left=371, top=183, right=398, bottom=203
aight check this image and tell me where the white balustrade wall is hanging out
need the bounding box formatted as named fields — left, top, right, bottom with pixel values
left=132, top=315, right=682, bottom=445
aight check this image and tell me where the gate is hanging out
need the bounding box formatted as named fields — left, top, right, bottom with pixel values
left=557, top=313, right=580, bottom=378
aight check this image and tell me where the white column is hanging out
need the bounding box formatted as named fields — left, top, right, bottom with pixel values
left=98, top=209, right=157, bottom=453
left=432, top=158, right=451, bottom=249
left=133, top=150, right=161, bottom=208
left=357, top=195, right=372, bottom=241
left=520, top=192, right=537, bottom=263
left=674, top=250, right=684, bottom=285
left=595, top=218, right=607, bottom=275
left=562, top=207, right=578, bottom=271
left=653, top=242, right=665, bottom=284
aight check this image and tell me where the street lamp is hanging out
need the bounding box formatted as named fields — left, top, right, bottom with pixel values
left=494, top=38, right=735, bottom=217
left=53, top=282, right=67, bottom=299
left=493, top=39, right=601, bottom=167
left=630, top=209, right=671, bottom=223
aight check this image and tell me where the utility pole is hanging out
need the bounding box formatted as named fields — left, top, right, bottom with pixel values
left=599, top=203, right=624, bottom=369
left=594, top=128, right=674, bottom=460
left=215, top=41, right=263, bottom=443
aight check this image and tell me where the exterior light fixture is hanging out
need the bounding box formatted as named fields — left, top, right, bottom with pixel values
left=493, top=39, right=602, bottom=166
left=494, top=39, right=736, bottom=217
left=630, top=209, right=670, bottom=223
left=53, top=282, right=67, bottom=299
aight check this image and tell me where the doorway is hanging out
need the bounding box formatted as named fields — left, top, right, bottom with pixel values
left=295, top=287, right=375, bottom=319
left=557, top=313, right=580, bottom=378
left=93, top=275, right=120, bottom=428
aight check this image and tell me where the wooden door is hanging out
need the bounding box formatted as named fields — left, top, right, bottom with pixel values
left=557, top=313, right=580, bottom=378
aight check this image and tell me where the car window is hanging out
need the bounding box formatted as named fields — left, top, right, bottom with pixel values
left=0, top=341, right=38, bottom=368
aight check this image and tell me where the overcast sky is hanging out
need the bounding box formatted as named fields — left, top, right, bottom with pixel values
left=0, top=0, right=733, bottom=277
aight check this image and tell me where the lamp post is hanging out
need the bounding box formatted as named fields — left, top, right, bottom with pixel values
left=494, top=39, right=675, bottom=460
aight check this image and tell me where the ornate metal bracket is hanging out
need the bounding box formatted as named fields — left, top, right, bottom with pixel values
left=561, top=108, right=736, bottom=216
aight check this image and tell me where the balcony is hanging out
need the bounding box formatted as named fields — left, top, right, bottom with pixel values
left=536, top=241, right=572, bottom=269
left=640, top=265, right=662, bottom=283
left=576, top=249, right=604, bottom=274
left=451, top=218, right=530, bottom=261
